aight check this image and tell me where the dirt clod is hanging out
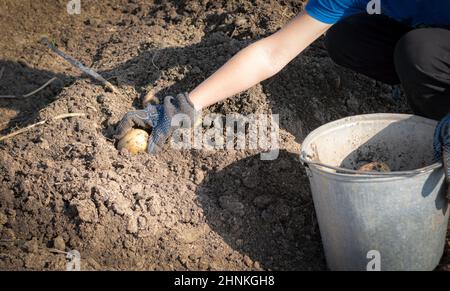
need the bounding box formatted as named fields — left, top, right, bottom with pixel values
left=53, top=236, right=66, bottom=251
left=71, top=199, right=98, bottom=223
left=110, top=193, right=132, bottom=216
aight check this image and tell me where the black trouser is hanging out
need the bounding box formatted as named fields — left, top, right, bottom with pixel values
left=324, top=14, right=450, bottom=120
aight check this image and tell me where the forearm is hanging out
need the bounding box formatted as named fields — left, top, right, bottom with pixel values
left=188, top=40, right=278, bottom=109
left=188, top=11, right=331, bottom=110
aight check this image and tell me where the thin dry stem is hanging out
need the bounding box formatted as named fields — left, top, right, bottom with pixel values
left=0, top=113, right=86, bottom=142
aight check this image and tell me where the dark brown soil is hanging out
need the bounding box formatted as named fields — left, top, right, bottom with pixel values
left=0, top=0, right=448, bottom=270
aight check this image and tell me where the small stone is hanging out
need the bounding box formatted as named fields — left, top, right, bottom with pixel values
left=53, top=236, right=66, bottom=251
left=254, top=261, right=261, bottom=269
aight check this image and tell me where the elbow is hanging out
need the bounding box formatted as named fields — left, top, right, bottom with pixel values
left=247, top=40, right=286, bottom=80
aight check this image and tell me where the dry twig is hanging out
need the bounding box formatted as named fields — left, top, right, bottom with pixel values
left=0, top=113, right=86, bottom=142
left=151, top=51, right=160, bottom=71
left=0, top=77, right=57, bottom=99
left=47, top=248, right=68, bottom=255
left=42, top=37, right=117, bottom=93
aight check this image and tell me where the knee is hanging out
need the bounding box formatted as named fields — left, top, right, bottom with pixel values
left=394, top=29, right=439, bottom=79
left=394, top=29, right=450, bottom=119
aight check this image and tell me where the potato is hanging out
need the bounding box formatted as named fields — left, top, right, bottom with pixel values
left=117, top=129, right=149, bottom=154
left=358, top=161, right=391, bottom=172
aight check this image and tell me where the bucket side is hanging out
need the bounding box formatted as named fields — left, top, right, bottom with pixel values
left=308, top=166, right=449, bottom=271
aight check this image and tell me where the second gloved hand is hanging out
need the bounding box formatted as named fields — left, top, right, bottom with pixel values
left=115, top=93, right=197, bottom=154
left=434, top=113, right=450, bottom=198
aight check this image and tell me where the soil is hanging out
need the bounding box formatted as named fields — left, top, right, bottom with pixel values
left=0, top=0, right=448, bottom=270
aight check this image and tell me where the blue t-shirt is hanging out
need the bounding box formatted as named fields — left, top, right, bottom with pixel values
left=306, top=0, right=450, bottom=27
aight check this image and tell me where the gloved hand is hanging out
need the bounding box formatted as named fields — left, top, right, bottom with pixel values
left=115, top=93, right=197, bottom=154
left=434, top=113, right=450, bottom=198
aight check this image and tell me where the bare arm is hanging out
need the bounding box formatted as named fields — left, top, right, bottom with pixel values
left=188, top=11, right=331, bottom=109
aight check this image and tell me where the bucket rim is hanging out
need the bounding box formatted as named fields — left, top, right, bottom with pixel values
left=299, top=113, right=443, bottom=177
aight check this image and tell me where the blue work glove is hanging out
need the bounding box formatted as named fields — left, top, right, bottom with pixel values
left=115, top=93, right=197, bottom=154
left=434, top=113, right=450, bottom=198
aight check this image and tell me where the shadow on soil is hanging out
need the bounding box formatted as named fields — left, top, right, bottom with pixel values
left=196, top=150, right=326, bottom=270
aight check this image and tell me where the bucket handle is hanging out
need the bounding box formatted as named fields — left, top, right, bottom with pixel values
left=299, top=152, right=441, bottom=176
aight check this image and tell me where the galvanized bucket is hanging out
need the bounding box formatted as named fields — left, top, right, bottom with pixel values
left=300, top=113, right=449, bottom=271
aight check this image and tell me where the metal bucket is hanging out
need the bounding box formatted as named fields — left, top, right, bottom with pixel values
left=300, top=113, right=449, bottom=271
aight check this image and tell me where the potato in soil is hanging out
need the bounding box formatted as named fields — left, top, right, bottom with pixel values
left=117, top=129, right=149, bottom=154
